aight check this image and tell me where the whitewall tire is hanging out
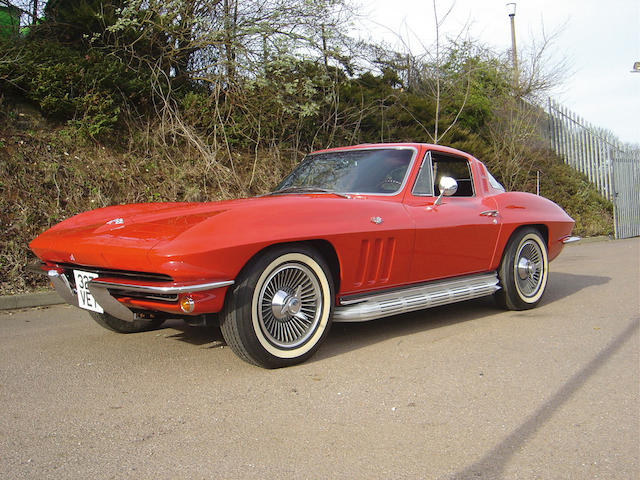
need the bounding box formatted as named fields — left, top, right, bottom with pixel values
left=496, top=228, right=549, bottom=310
left=220, top=245, right=334, bottom=368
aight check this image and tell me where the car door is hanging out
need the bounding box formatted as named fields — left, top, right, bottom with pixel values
left=404, top=151, right=501, bottom=283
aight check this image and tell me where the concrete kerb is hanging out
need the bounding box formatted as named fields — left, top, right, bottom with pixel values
left=0, top=291, right=64, bottom=311
left=0, top=235, right=615, bottom=312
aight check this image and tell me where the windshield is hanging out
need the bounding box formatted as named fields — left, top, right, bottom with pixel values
left=275, top=148, right=415, bottom=195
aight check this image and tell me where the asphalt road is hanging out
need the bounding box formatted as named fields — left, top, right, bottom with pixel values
left=1, top=238, right=638, bottom=480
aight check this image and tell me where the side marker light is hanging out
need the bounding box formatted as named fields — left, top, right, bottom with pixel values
left=180, top=296, right=195, bottom=313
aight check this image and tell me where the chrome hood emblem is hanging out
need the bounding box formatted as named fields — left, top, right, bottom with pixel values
left=106, top=218, right=124, bottom=225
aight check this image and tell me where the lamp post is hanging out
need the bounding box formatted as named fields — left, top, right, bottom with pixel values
left=507, top=3, right=519, bottom=90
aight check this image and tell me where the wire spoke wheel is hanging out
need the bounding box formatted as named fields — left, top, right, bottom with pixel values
left=258, top=263, right=322, bottom=349
left=515, top=240, right=545, bottom=298
left=496, top=228, right=549, bottom=311
left=220, top=246, right=333, bottom=368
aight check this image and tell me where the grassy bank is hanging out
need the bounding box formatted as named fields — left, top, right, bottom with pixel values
left=0, top=101, right=613, bottom=295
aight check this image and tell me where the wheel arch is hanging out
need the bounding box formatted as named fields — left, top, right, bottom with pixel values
left=230, top=239, right=341, bottom=295
left=521, top=223, right=548, bottom=247
left=500, top=223, right=548, bottom=256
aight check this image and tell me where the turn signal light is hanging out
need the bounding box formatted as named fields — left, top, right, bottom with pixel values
left=179, top=296, right=195, bottom=313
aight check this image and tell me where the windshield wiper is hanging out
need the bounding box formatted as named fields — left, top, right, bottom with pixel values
left=267, top=186, right=351, bottom=198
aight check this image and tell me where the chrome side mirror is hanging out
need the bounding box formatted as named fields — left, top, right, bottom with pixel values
left=434, top=176, right=458, bottom=206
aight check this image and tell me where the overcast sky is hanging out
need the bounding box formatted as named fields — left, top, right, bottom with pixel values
left=356, top=0, right=639, bottom=145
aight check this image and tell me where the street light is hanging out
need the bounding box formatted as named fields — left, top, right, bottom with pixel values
left=506, top=3, right=519, bottom=90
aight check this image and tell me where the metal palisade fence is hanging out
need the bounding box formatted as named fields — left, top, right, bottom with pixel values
left=547, top=98, right=640, bottom=239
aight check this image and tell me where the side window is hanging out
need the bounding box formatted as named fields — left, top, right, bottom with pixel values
left=412, top=151, right=434, bottom=196
left=487, top=170, right=506, bottom=192
left=432, top=154, right=474, bottom=197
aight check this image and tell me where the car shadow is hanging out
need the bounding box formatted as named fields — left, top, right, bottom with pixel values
left=312, top=271, right=611, bottom=363
left=153, top=271, right=610, bottom=362
left=314, top=298, right=497, bottom=363
left=159, top=319, right=225, bottom=348
left=543, top=271, right=610, bottom=305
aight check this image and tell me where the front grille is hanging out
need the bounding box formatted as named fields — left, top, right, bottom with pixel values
left=57, top=263, right=174, bottom=282
left=57, top=264, right=177, bottom=303
left=107, top=289, right=179, bottom=302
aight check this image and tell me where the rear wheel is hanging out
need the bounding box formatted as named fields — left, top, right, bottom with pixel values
left=495, top=228, right=549, bottom=310
left=89, top=311, right=165, bottom=333
left=220, top=245, right=334, bottom=368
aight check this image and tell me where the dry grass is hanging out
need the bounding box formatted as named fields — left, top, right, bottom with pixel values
left=0, top=99, right=614, bottom=295
left=0, top=102, right=301, bottom=295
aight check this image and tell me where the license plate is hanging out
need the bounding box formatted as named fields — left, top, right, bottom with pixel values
left=73, top=270, right=104, bottom=313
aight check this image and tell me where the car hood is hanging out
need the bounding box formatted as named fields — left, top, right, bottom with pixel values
left=29, top=200, right=249, bottom=269
left=29, top=194, right=408, bottom=275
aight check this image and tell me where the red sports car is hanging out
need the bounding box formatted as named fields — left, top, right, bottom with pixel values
left=30, top=143, right=579, bottom=367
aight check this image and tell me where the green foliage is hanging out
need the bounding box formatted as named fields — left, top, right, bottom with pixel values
left=536, top=155, right=614, bottom=237
left=456, top=56, right=510, bottom=133
left=43, top=0, right=126, bottom=43
left=66, top=94, right=122, bottom=138
left=0, top=37, right=152, bottom=139
left=0, top=4, right=21, bottom=40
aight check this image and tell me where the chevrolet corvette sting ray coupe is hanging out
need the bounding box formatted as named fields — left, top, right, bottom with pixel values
left=29, top=143, right=579, bottom=368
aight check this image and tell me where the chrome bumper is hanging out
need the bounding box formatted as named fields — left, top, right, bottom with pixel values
left=43, top=268, right=233, bottom=322
left=48, top=269, right=79, bottom=306
left=562, top=236, right=581, bottom=244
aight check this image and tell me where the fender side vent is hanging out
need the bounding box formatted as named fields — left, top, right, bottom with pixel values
left=354, top=237, right=396, bottom=288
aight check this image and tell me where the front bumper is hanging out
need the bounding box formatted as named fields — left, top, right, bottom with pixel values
left=32, top=263, right=233, bottom=322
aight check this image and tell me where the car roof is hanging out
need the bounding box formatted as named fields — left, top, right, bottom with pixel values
left=309, top=143, right=476, bottom=161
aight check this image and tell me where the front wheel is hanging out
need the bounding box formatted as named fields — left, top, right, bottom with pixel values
left=220, top=245, right=334, bottom=368
left=495, top=228, right=549, bottom=310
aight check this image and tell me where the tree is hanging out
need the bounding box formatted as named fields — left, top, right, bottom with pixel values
left=371, top=0, right=477, bottom=145
left=101, top=0, right=354, bottom=89
left=42, top=0, right=127, bottom=42
left=3, top=0, right=42, bottom=26
left=483, top=22, right=569, bottom=191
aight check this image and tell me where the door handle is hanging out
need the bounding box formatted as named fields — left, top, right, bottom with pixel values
left=480, top=210, right=499, bottom=217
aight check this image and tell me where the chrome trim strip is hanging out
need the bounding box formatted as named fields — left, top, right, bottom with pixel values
left=333, top=272, right=500, bottom=322
left=88, top=278, right=234, bottom=294
left=562, top=236, right=581, bottom=244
